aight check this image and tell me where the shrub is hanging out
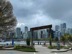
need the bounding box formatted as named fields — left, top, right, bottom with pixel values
left=26, top=38, right=30, bottom=46
left=0, top=46, right=3, bottom=50
left=48, top=45, right=64, bottom=49
left=48, top=45, right=71, bottom=49
left=14, top=45, right=36, bottom=52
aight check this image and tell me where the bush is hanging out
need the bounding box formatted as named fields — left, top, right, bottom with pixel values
left=14, top=45, right=36, bottom=52
left=26, top=38, right=30, bottom=46
left=48, top=45, right=71, bottom=49
left=0, top=46, right=3, bottom=50
left=48, top=45, right=64, bottom=49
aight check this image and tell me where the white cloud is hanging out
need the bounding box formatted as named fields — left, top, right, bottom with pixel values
left=16, top=23, right=25, bottom=27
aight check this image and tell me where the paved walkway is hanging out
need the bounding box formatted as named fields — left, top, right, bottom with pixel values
left=0, top=50, right=34, bottom=54
left=34, top=45, right=72, bottom=54
left=35, top=45, right=51, bottom=52
left=0, top=45, right=72, bottom=54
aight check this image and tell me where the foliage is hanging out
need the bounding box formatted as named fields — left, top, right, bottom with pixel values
left=14, top=45, right=36, bottom=52
left=54, top=37, right=59, bottom=42
left=0, top=0, right=17, bottom=35
left=61, top=36, right=66, bottom=42
left=48, top=45, right=70, bottom=49
left=48, top=45, right=63, bottom=49
left=0, top=46, right=3, bottom=50
left=49, top=34, right=53, bottom=46
left=26, top=38, right=30, bottom=46
left=60, top=34, right=72, bottom=42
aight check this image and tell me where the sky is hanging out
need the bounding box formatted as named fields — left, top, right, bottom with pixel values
left=10, top=0, right=72, bottom=30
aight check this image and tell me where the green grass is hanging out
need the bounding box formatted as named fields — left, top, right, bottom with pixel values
left=14, top=45, right=36, bottom=52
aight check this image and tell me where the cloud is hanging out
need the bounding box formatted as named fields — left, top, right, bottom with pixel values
left=17, top=23, right=25, bottom=27
left=10, top=0, right=72, bottom=29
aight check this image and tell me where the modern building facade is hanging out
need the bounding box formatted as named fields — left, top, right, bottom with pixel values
left=60, top=23, right=66, bottom=35
left=16, top=27, right=22, bottom=39
left=66, top=28, right=72, bottom=35
left=54, top=23, right=66, bottom=38
left=23, top=26, right=28, bottom=39
left=55, top=25, right=60, bottom=31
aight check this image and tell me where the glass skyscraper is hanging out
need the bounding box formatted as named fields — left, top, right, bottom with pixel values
left=23, top=26, right=28, bottom=39
left=55, top=25, right=59, bottom=31
left=60, top=23, right=66, bottom=35
left=16, top=27, right=21, bottom=39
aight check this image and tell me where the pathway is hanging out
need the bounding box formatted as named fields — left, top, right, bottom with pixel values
left=34, top=45, right=72, bottom=54
left=0, top=45, right=71, bottom=54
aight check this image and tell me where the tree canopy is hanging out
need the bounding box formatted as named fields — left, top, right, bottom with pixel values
left=0, top=0, right=17, bottom=34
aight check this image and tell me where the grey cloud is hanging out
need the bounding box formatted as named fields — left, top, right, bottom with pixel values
left=41, top=0, right=72, bottom=20
left=10, top=0, right=72, bottom=28
left=12, top=0, right=72, bottom=19
left=11, top=0, right=40, bottom=19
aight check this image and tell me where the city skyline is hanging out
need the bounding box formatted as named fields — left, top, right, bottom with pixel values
left=2, top=23, right=71, bottom=39
left=16, top=23, right=71, bottom=32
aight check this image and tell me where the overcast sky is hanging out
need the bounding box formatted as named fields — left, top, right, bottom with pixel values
left=10, top=0, right=72, bottom=30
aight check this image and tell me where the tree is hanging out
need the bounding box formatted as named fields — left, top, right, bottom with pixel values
left=48, top=29, right=53, bottom=46
left=49, top=34, right=52, bottom=46
left=61, top=35, right=66, bottom=45
left=60, top=34, right=71, bottom=45
left=0, top=0, right=17, bottom=37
